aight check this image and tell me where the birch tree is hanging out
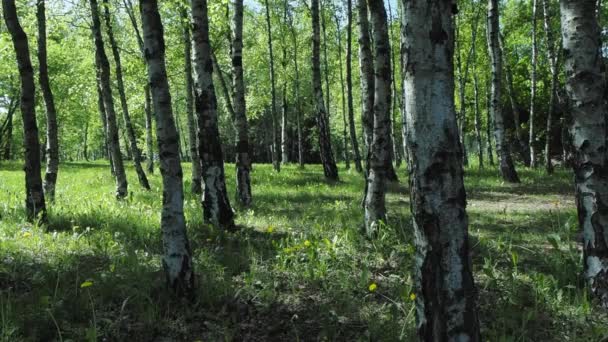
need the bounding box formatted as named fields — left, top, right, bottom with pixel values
left=346, top=0, right=362, bottom=173
left=543, top=0, right=558, bottom=174
left=529, top=0, right=539, bottom=167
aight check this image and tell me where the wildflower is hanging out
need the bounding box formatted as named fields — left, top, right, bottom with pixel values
left=266, top=226, right=274, bottom=233
left=304, top=240, right=311, bottom=247
left=410, top=293, right=416, bottom=301
left=80, top=280, right=94, bottom=288
left=368, top=283, right=377, bottom=292
left=22, top=231, right=32, bottom=238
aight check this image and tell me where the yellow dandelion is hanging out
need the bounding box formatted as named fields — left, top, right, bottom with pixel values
left=266, top=226, right=274, bottom=233
left=410, top=293, right=416, bottom=301
left=304, top=240, right=311, bottom=247
left=368, top=283, right=377, bottom=292
left=22, top=231, right=32, bottom=238
left=80, top=280, right=94, bottom=288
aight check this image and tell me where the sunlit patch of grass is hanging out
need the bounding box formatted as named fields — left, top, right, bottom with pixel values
left=0, top=161, right=606, bottom=340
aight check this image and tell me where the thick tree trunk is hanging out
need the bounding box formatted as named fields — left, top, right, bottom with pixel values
left=357, top=0, right=374, bottom=155
left=103, top=0, right=149, bottom=190
left=232, top=0, right=252, bottom=207
left=312, top=0, right=339, bottom=180
left=37, top=0, right=59, bottom=202
left=560, top=0, right=608, bottom=308
left=192, top=0, right=236, bottom=229
left=401, top=0, right=481, bottom=338
left=264, top=0, right=281, bottom=171
left=543, top=0, right=558, bottom=174
left=89, top=0, right=128, bottom=198
left=347, top=0, right=363, bottom=173
left=181, top=8, right=203, bottom=194
left=3, top=0, right=47, bottom=221
left=530, top=0, right=539, bottom=167
left=488, top=0, right=520, bottom=183
left=139, top=0, right=193, bottom=295
left=364, top=1, right=391, bottom=236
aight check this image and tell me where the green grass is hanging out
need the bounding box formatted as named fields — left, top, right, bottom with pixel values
left=0, top=160, right=606, bottom=341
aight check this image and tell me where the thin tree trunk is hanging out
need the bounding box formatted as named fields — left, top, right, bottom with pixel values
left=312, top=0, right=339, bottom=180
left=192, top=0, right=236, bottom=229
left=232, top=0, right=252, bottom=206
left=346, top=0, right=362, bottom=172
left=181, top=8, right=202, bottom=194
left=3, top=0, right=47, bottom=221
left=387, top=0, right=401, bottom=169
left=83, top=119, right=89, bottom=161
left=401, top=0, right=481, bottom=338
left=455, top=27, right=469, bottom=167
left=264, top=0, right=281, bottom=171
left=364, top=0, right=391, bottom=236
left=96, top=78, right=114, bottom=174
left=543, top=0, right=558, bottom=174
left=530, top=0, right=539, bottom=167
left=561, top=0, right=608, bottom=308
left=103, top=0, right=149, bottom=190
left=144, top=85, right=154, bottom=173
left=2, top=104, right=13, bottom=160
left=89, top=0, right=128, bottom=198
left=335, top=11, right=350, bottom=170
left=488, top=0, right=520, bottom=183
left=472, top=26, right=484, bottom=169
left=139, top=0, right=193, bottom=295
left=357, top=0, right=374, bottom=155
left=485, top=84, right=495, bottom=166
left=321, top=0, right=331, bottom=119
left=281, top=0, right=289, bottom=165
left=288, top=10, right=304, bottom=168
left=37, top=0, right=59, bottom=202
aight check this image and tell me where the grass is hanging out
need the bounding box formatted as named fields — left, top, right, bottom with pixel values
left=0, top=160, right=606, bottom=341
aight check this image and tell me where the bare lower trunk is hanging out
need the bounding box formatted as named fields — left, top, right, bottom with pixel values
left=192, top=0, right=235, bottom=229
left=288, top=12, right=304, bottom=168
left=3, top=0, right=47, bottom=221
left=144, top=85, right=154, bottom=173
left=89, top=0, right=128, bottom=198
left=543, top=0, right=558, bottom=174
left=485, top=85, right=495, bottom=166
left=313, top=0, right=339, bottom=180
left=473, top=74, right=484, bottom=169
left=139, top=0, right=193, bottom=295
left=529, top=0, right=539, bottom=167
left=560, top=0, right=608, bottom=308
left=488, top=0, right=520, bottom=183
left=182, top=8, right=202, bottom=194
left=264, top=0, right=281, bottom=171
left=364, top=0, right=391, bottom=236
left=335, top=13, right=349, bottom=170
left=346, top=0, right=362, bottom=173
left=401, top=0, right=481, bottom=338
left=103, top=0, right=149, bottom=190
left=37, top=0, right=59, bottom=202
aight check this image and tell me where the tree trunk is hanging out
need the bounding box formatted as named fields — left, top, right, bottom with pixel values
left=322, top=0, right=331, bottom=119
left=364, top=0, right=391, bottom=236
left=181, top=8, right=203, bottom=194
left=264, top=0, right=281, bottom=171
left=357, top=0, right=374, bottom=156
left=401, top=0, right=481, bottom=338
left=3, top=0, right=47, bottom=221
left=96, top=78, right=114, bottom=174
left=288, top=11, right=304, bottom=168
left=192, top=0, right=236, bottom=229
left=455, top=29, right=469, bottom=167
left=232, top=0, right=252, bottom=207
left=529, top=0, right=539, bottom=167
left=335, top=12, right=349, bottom=170
left=387, top=0, right=401, bottom=169
left=37, top=0, right=59, bottom=202
left=500, top=35, right=531, bottom=167
left=543, top=0, right=558, bottom=174
left=139, top=0, right=193, bottom=295
left=312, top=0, right=339, bottom=181
left=346, top=0, right=363, bottom=173
left=485, top=84, right=495, bottom=166
left=472, top=28, right=484, bottom=169
left=2, top=104, right=13, bottom=160
left=103, top=0, right=150, bottom=190
left=488, top=0, right=520, bottom=183
left=144, top=85, right=154, bottom=173
left=560, top=0, right=608, bottom=308
left=89, top=0, right=128, bottom=198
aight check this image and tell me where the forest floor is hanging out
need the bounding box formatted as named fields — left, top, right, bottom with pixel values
left=0, top=161, right=607, bottom=341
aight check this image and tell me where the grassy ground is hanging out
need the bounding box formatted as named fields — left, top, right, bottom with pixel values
left=0, top=161, right=606, bottom=341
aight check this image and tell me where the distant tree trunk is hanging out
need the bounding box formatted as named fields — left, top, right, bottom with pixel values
left=387, top=0, right=401, bottom=169
left=36, top=0, right=59, bottom=202
left=181, top=8, right=202, bottom=194
left=500, top=35, right=531, bottom=166
left=543, top=0, right=557, bottom=174
left=232, top=0, right=252, bottom=206
left=192, top=0, right=236, bottom=229
left=364, top=0, right=391, bottom=236
left=321, top=0, right=331, bottom=119
left=401, top=0, right=481, bottom=338
left=89, top=0, right=128, bottom=198
left=264, top=0, right=281, bottom=171
left=144, top=86, right=154, bottom=173
left=83, top=119, right=89, bottom=161
left=529, top=0, right=539, bottom=167
left=312, top=0, right=339, bottom=180
left=139, top=0, right=193, bottom=295
left=488, top=0, right=520, bottom=183
left=485, top=84, right=495, bottom=166
left=288, top=11, right=304, bottom=168
left=561, top=0, right=608, bottom=308
left=455, top=28, right=469, bottom=167
left=398, top=0, right=409, bottom=169
left=346, top=0, right=362, bottom=172
left=2, top=105, right=13, bottom=160
left=472, top=27, right=484, bottom=169
left=335, top=12, right=350, bottom=170
left=3, top=0, right=47, bottom=221
left=103, top=0, right=149, bottom=190
left=96, top=79, right=113, bottom=173
left=281, top=0, right=289, bottom=165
